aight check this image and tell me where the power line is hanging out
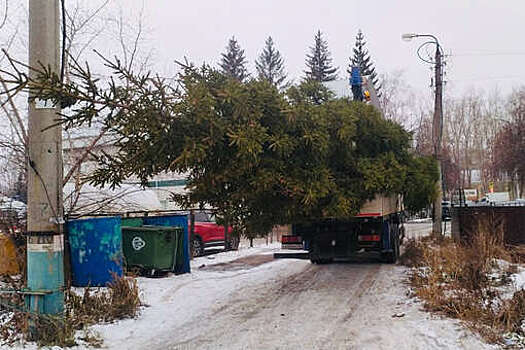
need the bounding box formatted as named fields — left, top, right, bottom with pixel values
left=448, top=75, right=525, bottom=82
left=450, top=52, right=525, bottom=57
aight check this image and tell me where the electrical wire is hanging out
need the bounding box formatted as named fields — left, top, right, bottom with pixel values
left=416, top=41, right=444, bottom=65
left=451, top=52, right=525, bottom=57
left=28, top=158, right=59, bottom=224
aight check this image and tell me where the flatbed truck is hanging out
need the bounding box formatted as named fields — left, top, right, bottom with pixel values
left=293, top=195, right=405, bottom=264
left=292, top=68, right=405, bottom=264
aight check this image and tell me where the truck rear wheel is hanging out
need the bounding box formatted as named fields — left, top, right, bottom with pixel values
left=319, top=258, right=333, bottom=264
left=309, top=241, right=321, bottom=264
left=382, top=236, right=400, bottom=264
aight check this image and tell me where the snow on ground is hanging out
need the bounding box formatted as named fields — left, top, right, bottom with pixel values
left=344, top=265, right=497, bottom=350
left=1, top=239, right=499, bottom=349
left=406, top=218, right=432, bottom=224
left=510, top=267, right=525, bottom=291
left=195, top=241, right=281, bottom=266
left=93, top=244, right=308, bottom=349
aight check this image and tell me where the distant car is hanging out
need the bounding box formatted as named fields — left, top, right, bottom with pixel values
left=505, top=198, right=525, bottom=206
left=190, top=211, right=236, bottom=257
left=442, top=201, right=452, bottom=221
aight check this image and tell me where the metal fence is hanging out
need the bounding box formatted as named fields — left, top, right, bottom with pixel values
left=451, top=205, right=525, bottom=245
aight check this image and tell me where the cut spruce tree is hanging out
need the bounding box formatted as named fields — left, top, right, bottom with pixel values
left=4, top=55, right=438, bottom=236
left=304, top=30, right=338, bottom=82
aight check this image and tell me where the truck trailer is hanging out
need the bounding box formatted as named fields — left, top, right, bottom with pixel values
left=293, top=195, right=404, bottom=264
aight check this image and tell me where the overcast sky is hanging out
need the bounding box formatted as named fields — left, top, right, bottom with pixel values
left=7, top=1, right=525, bottom=95
left=120, top=0, right=524, bottom=95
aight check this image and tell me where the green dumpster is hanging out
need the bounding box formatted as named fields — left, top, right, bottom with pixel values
left=122, top=217, right=143, bottom=227
left=122, top=226, right=183, bottom=276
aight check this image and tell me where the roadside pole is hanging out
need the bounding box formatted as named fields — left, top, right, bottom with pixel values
left=26, top=0, right=64, bottom=316
left=401, top=33, right=444, bottom=237
left=432, top=47, right=443, bottom=236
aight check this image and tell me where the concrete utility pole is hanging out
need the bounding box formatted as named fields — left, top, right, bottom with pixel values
left=26, top=0, right=64, bottom=315
left=432, top=47, right=444, bottom=236
left=402, top=33, right=444, bottom=236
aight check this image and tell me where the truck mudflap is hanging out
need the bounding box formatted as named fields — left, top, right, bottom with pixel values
left=380, top=220, right=400, bottom=263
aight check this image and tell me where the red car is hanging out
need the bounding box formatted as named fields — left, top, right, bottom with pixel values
left=190, top=211, right=237, bottom=257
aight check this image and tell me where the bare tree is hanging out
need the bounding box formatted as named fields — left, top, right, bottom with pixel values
left=0, top=0, right=154, bottom=210
left=492, top=87, right=525, bottom=198
left=379, top=70, right=424, bottom=130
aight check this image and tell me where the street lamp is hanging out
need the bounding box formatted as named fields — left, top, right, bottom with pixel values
left=401, top=33, right=418, bottom=41
left=402, top=33, right=444, bottom=237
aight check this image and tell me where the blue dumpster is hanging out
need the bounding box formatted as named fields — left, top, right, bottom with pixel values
left=67, top=216, right=123, bottom=286
left=143, top=215, right=190, bottom=274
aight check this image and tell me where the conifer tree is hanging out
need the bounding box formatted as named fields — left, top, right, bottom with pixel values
left=349, top=29, right=381, bottom=95
left=304, top=30, right=338, bottom=82
left=255, top=36, right=288, bottom=89
left=220, top=36, right=248, bottom=81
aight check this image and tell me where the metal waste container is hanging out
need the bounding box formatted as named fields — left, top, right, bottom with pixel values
left=67, top=216, right=123, bottom=287
left=122, top=225, right=183, bottom=276
left=143, top=215, right=190, bottom=274
left=121, top=217, right=144, bottom=227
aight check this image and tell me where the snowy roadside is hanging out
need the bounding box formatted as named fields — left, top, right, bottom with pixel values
left=344, top=265, right=498, bottom=350
left=92, top=248, right=310, bottom=349
left=1, top=242, right=287, bottom=350
left=0, top=239, right=507, bottom=349
left=193, top=241, right=281, bottom=267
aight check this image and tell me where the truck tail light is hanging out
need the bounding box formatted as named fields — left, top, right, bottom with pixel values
left=358, top=235, right=380, bottom=242
left=282, top=235, right=302, bottom=243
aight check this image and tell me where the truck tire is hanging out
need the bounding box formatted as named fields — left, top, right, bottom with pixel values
left=382, top=236, right=399, bottom=264
left=319, top=258, right=333, bottom=264
left=309, top=241, right=321, bottom=264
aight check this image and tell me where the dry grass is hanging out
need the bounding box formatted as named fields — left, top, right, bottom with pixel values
left=398, top=238, right=426, bottom=268
left=67, top=274, right=142, bottom=327
left=402, top=226, right=525, bottom=344
left=0, top=274, right=141, bottom=347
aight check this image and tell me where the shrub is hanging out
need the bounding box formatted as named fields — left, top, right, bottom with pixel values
left=402, top=227, right=521, bottom=344
left=0, top=274, right=141, bottom=347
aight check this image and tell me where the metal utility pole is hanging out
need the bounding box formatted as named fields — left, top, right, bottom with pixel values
left=26, top=0, right=64, bottom=315
left=432, top=47, right=444, bottom=236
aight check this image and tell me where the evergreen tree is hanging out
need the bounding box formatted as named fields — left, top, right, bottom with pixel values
left=255, top=36, right=288, bottom=89
left=304, top=30, right=338, bottom=82
left=14, top=56, right=439, bottom=237
left=349, top=29, right=381, bottom=96
left=220, top=36, right=248, bottom=81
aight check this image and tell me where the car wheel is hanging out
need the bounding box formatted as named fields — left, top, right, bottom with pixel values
left=191, top=236, right=204, bottom=257
left=226, top=236, right=240, bottom=251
